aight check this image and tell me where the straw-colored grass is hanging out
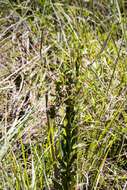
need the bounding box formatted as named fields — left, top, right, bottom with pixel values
left=0, top=1, right=127, bottom=189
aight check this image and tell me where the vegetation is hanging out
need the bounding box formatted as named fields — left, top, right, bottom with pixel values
left=0, top=0, right=127, bottom=189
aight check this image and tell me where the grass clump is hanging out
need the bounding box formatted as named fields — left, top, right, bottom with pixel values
left=0, top=0, right=127, bottom=189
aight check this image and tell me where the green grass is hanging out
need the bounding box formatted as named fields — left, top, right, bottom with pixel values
left=0, top=0, right=127, bottom=189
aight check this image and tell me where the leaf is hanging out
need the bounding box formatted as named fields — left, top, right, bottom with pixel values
left=68, top=153, right=77, bottom=167
left=71, top=136, right=78, bottom=147
left=58, top=158, right=67, bottom=169
left=64, top=118, right=68, bottom=127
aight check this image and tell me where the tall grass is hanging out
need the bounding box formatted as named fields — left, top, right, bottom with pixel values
left=0, top=0, right=127, bottom=189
